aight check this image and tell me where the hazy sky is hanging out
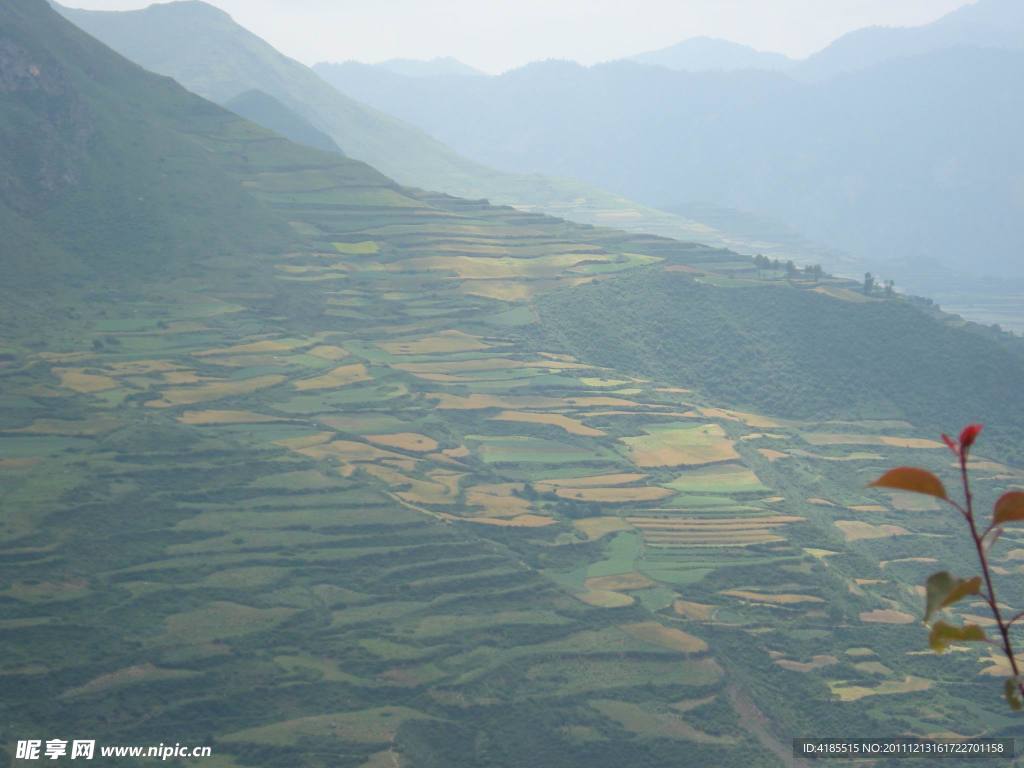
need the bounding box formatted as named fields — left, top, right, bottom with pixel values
left=64, top=0, right=975, bottom=73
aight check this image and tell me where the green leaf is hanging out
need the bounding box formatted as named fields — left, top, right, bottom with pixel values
left=924, top=572, right=982, bottom=623
left=1005, top=678, right=1023, bottom=711
left=870, top=467, right=948, bottom=501
left=929, top=621, right=986, bottom=653
left=993, top=492, right=1024, bottom=526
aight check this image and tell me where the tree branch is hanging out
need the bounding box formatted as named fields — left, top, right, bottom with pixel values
left=958, top=451, right=1024, bottom=702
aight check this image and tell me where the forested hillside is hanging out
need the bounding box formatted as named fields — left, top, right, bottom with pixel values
left=537, top=269, right=1024, bottom=462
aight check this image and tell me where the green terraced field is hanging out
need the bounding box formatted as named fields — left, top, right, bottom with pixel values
left=5, top=148, right=1021, bottom=762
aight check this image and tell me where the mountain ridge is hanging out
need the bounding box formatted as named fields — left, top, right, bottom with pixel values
left=376, top=56, right=484, bottom=77
left=794, top=0, right=1023, bottom=79
left=630, top=36, right=794, bottom=72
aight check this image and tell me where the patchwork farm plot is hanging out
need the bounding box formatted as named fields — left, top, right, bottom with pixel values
left=2, top=125, right=1021, bottom=766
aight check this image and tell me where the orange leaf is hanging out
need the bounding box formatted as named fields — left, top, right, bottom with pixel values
left=869, top=467, right=947, bottom=501
left=994, top=492, right=1024, bottom=526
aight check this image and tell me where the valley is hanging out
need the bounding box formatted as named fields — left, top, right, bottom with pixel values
left=2, top=2, right=1023, bottom=765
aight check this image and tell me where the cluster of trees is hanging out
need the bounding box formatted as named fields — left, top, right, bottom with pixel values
left=752, top=254, right=824, bottom=283
left=511, top=483, right=605, bottom=519
left=863, top=272, right=896, bottom=296
left=751, top=256, right=900, bottom=297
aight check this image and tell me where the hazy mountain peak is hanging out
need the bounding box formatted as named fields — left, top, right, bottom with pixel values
left=143, top=0, right=230, bottom=17
left=57, top=0, right=232, bottom=22
left=375, top=56, right=484, bottom=78
left=939, top=0, right=1024, bottom=24
left=55, top=0, right=280, bottom=104
left=630, top=36, right=794, bottom=72
left=504, top=58, right=586, bottom=77
left=796, top=0, right=1024, bottom=80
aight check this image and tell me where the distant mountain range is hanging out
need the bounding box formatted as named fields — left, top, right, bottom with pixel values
left=629, top=0, right=1024, bottom=80
left=630, top=36, right=794, bottom=72
left=794, top=0, right=1024, bottom=80
left=376, top=56, right=484, bottom=78
left=314, top=0, right=1024, bottom=284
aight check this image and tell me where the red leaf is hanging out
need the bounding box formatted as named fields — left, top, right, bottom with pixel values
left=959, top=424, right=984, bottom=452
left=870, top=467, right=948, bottom=501
left=941, top=434, right=958, bottom=454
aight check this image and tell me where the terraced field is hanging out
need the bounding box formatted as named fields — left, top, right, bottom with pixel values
left=3, top=119, right=1024, bottom=767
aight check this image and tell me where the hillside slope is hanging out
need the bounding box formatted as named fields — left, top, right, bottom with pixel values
left=1, top=0, right=290, bottom=286
left=4, top=2, right=1024, bottom=765
left=54, top=0, right=477, bottom=186
left=224, top=89, right=343, bottom=154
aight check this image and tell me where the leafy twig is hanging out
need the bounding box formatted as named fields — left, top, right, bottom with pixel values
left=871, top=425, right=1024, bottom=710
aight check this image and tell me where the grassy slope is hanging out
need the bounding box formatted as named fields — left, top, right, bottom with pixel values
left=224, top=89, right=343, bottom=155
